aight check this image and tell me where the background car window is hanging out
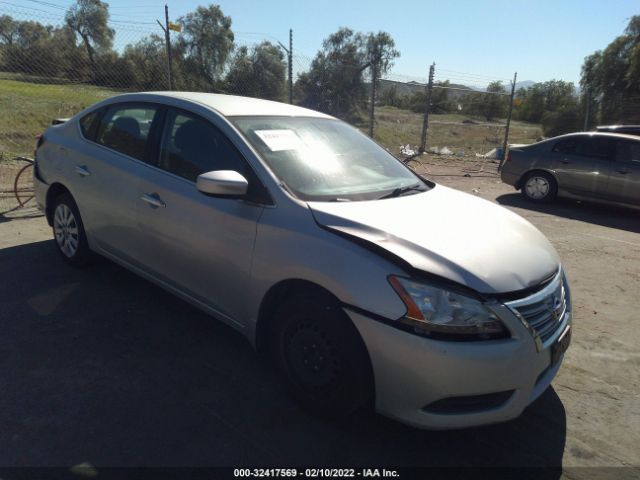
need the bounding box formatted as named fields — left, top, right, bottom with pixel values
left=578, top=137, right=614, bottom=159
left=79, top=109, right=101, bottom=140
left=158, top=110, right=246, bottom=182
left=552, top=137, right=582, bottom=154
left=616, top=141, right=640, bottom=164
left=95, top=105, right=157, bottom=161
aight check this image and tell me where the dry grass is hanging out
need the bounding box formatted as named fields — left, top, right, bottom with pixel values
left=0, top=76, right=542, bottom=160
left=0, top=77, right=119, bottom=159
left=373, top=106, right=542, bottom=156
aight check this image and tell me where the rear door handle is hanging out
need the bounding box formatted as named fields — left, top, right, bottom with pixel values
left=140, top=192, right=166, bottom=208
left=616, top=170, right=630, bottom=175
left=559, top=159, right=570, bottom=164
left=75, top=165, right=91, bottom=177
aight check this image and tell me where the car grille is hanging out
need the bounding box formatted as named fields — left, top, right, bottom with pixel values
left=507, top=271, right=567, bottom=344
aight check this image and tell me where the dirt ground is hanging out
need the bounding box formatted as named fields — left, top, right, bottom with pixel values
left=0, top=157, right=639, bottom=477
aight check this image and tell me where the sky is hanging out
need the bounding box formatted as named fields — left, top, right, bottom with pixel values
left=3, top=0, right=639, bottom=87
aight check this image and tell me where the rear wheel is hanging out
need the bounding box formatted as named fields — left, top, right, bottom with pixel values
left=51, top=193, right=92, bottom=267
left=521, top=171, right=557, bottom=203
left=271, top=292, right=374, bottom=418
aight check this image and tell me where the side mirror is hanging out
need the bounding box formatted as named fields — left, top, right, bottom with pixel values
left=196, top=170, right=249, bottom=197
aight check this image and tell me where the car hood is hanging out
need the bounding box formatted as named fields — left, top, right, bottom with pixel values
left=308, top=185, right=560, bottom=294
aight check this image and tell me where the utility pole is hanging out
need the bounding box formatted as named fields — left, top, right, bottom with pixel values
left=156, top=4, right=174, bottom=90
left=499, top=71, right=517, bottom=170
left=278, top=30, right=293, bottom=104
left=419, top=62, right=435, bottom=153
left=368, top=60, right=378, bottom=138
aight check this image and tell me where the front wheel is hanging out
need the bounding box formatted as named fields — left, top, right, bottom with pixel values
left=51, top=193, right=93, bottom=267
left=271, top=293, right=374, bottom=418
left=521, top=171, right=557, bottom=203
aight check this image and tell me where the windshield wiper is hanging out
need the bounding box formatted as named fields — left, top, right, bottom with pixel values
left=378, top=183, right=425, bottom=200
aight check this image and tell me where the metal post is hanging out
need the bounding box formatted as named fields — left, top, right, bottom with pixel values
left=288, top=29, right=293, bottom=104
left=278, top=30, right=293, bottom=104
left=419, top=63, right=435, bottom=153
left=583, top=88, right=591, bottom=131
left=368, top=62, right=377, bottom=138
left=164, top=4, right=173, bottom=90
left=499, top=71, right=517, bottom=169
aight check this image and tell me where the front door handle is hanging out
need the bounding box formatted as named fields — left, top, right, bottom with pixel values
left=140, top=192, right=166, bottom=208
left=559, top=159, right=570, bottom=164
left=616, top=170, right=630, bottom=175
left=75, top=165, right=91, bottom=177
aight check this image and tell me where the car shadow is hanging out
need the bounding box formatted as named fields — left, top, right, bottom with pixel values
left=0, top=240, right=566, bottom=475
left=496, top=193, right=640, bottom=234
left=0, top=205, right=44, bottom=224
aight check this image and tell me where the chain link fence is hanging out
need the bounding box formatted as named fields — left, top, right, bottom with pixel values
left=0, top=3, right=528, bottom=214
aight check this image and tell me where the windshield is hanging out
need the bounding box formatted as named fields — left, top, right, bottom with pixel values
left=231, top=116, right=429, bottom=201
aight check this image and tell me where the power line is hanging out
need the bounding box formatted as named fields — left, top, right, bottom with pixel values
left=438, top=68, right=511, bottom=81
left=21, top=0, right=68, bottom=10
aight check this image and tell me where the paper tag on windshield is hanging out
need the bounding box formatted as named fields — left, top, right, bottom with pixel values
left=255, top=129, right=303, bottom=152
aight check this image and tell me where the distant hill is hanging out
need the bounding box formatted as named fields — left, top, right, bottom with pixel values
left=515, top=80, right=536, bottom=90
left=378, top=78, right=475, bottom=101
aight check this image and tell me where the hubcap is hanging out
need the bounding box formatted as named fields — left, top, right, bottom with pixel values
left=287, top=323, right=340, bottom=389
left=53, top=204, right=79, bottom=258
left=525, top=176, right=550, bottom=199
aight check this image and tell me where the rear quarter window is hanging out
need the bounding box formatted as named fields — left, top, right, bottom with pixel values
left=79, top=109, right=102, bottom=141
left=552, top=137, right=582, bottom=154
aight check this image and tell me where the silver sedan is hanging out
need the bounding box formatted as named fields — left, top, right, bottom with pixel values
left=34, top=92, right=571, bottom=429
left=501, top=132, right=640, bottom=207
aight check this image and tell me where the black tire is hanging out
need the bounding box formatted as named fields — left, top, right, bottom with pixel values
left=270, top=292, right=374, bottom=418
left=521, top=171, right=558, bottom=203
left=51, top=193, right=93, bottom=267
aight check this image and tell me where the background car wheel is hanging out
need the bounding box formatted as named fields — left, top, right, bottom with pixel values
left=51, top=193, right=93, bottom=267
left=521, top=171, right=557, bottom=203
left=271, top=292, right=374, bottom=418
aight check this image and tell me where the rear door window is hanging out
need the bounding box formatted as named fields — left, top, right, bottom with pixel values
left=616, top=140, right=640, bottom=165
left=578, top=137, right=615, bottom=160
left=95, top=104, right=159, bottom=161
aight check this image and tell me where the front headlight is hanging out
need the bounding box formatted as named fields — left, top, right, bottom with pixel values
left=389, top=276, right=509, bottom=340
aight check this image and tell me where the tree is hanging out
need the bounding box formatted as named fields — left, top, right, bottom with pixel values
left=363, top=31, right=399, bottom=80
left=515, top=80, right=579, bottom=128
left=580, top=15, right=640, bottom=123
left=0, top=15, right=19, bottom=45
left=296, top=27, right=399, bottom=120
left=0, top=18, right=69, bottom=77
left=65, top=0, right=114, bottom=73
left=225, top=41, right=286, bottom=100
left=378, top=84, right=401, bottom=107
left=541, top=107, right=582, bottom=137
left=477, top=81, right=507, bottom=121
left=113, top=34, right=168, bottom=89
left=177, top=5, right=234, bottom=86
left=431, top=81, right=453, bottom=113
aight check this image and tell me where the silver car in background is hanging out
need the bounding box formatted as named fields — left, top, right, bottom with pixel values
left=34, top=92, right=572, bottom=429
left=501, top=132, right=640, bottom=207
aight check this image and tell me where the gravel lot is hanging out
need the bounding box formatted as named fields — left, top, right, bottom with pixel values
left=0, top=158, right=638, bottom=477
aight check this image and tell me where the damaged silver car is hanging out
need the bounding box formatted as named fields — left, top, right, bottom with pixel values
left=34, top=92, right=572, bottom=429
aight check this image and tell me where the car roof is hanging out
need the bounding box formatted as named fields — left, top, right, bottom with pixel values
left=141, top=91, right=334, bottom=119
left=596, top=125, right=640, bottom=130
left=552, top=131, right=640, bottom=141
